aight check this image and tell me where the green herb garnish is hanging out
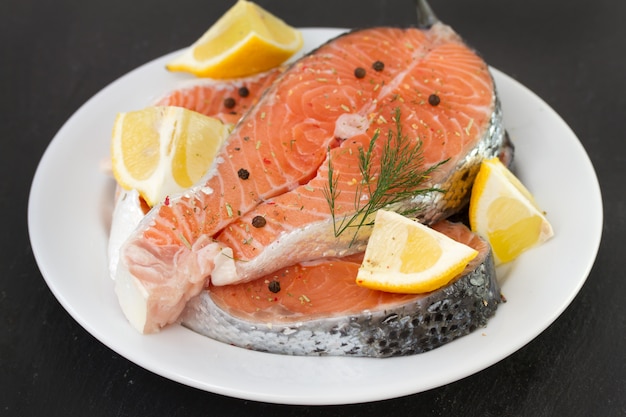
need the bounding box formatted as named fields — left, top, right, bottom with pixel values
left=323, top=108, right=447, bottom=244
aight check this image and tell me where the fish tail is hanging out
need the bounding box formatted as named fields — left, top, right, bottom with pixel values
left=415, top=0, right=439, bottom=29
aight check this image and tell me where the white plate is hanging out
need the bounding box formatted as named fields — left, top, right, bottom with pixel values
left=28, top=28, right=603, bottom=405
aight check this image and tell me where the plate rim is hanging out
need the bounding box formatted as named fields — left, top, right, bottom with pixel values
left=27, top=27, right=603, bottom=405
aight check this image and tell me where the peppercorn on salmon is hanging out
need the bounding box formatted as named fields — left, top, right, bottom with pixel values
left=114, top=23, right=506, bottom=334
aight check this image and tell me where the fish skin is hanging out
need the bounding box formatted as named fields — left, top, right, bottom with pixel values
left=180, top=221, right=501, bottom=357
left=116, top=24, right=506, bottom=333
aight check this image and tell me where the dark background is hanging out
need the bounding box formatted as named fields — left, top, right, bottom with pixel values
left=2, top=0, right=624, bottom=415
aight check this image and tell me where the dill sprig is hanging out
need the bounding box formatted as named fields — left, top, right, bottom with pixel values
left=323, top=107, right=447, bottom=243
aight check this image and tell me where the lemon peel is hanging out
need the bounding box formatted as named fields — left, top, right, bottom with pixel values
left=166, top=0, right=303, bottom=78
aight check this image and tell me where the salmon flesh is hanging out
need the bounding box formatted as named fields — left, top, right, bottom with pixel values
left=154, top=68, right=282, bottom=126
left=114, top=23, right=506, bottom=334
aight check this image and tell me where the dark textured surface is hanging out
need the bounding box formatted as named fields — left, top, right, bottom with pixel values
left=2, top=0, right=624, bottom=415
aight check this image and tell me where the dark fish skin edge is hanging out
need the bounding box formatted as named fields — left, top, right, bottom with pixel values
left=180, top=245, right=501, bottom=358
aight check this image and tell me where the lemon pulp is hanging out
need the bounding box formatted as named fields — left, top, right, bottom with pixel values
left=111, top=106, right=229, bottom=206
left=357, top=210, right=478, bottom=294
left=469, top=157, right=553, bottom=265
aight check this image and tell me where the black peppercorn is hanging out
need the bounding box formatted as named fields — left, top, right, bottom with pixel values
left=268, top=280, right=281, bottom=293
left=224, top=97, right=236, bottom=108
left=238, top=86, right=250, bottom=97
left=252, top=215, right=267, bottom=228
left=354, top=67, right=366, bottom=78
left=372, top=60, right=384, bottom=72
left=237, top=168, right=250, bottom=180
left=428, top=94, right=440, bottom=106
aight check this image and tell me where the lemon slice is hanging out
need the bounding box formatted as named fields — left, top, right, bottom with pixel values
left=111, top=106, right=229, bottom=207
left=356, top=210, right=479, bottom=294
left=166, top=0, right=303, bottom=78
left=469, top=157, right=554, bottom=265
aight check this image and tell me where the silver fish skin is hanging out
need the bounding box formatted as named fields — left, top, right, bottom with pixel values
left=180, top=222, right=501, bottom=357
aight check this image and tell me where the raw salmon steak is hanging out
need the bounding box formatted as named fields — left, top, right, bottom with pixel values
left=180, top=220, right=501, bottom=357
left=114, top=23, right=506, bottom=334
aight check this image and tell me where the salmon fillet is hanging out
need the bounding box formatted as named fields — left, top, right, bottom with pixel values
left=181, top=220, right=501, bottom=357
left=115, top=23, right=505, bottom=333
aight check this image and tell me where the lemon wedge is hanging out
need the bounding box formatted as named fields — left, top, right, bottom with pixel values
left=356, top=210, right=479, bottom=294
left=166, top=0, right=303, bottom=78
left=469, top=157, right=554, bottom=265
left=111, top=106, right=229, bottom=207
